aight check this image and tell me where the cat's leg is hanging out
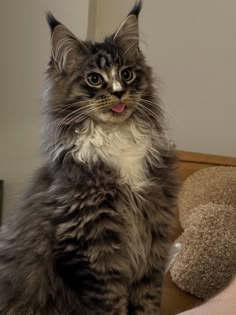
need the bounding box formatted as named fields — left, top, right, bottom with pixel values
left=128, top=229, right=170, bottom=315
left=78, top=277, right=128, bottom=315
left=54, top=207, right=129, bottom=315
left=56, top=255, right=129, bottom=315
left=128, top=269, right=164, bottom=315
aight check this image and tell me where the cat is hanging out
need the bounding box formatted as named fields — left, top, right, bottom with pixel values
left=0, top=1, right=178, bottom=314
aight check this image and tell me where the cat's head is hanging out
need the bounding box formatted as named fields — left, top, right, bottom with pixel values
left=45, top=1, right=158, bottom=128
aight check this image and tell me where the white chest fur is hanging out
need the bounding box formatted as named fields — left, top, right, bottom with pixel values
left=74, top=122, right=153, bottom=190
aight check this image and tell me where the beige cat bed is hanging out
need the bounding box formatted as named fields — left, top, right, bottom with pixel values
left=170, top=166, right=236, bottom=299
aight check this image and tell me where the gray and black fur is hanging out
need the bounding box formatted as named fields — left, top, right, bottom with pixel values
left=0, top=2, right=178, bottom=314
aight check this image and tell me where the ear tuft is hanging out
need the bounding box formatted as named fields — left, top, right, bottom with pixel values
left=46, top=12, right=61, bottom=34
left=113, top=1, right=143, bottom=57
left=47, top=16, right=88, bottom=74
left=128, top=0, right=142, bottom=17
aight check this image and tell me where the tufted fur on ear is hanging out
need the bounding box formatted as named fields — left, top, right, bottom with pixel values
left=113, top=1, right=142, bottom=57
left=46, top=12, right=88, bottom=74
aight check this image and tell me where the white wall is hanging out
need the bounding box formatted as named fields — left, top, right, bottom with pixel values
left=0, top=0, right=89, bottom=220
left=95, top=0, right=236, bottom=157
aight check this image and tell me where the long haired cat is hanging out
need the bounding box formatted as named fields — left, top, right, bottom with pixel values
left=0, top=2, right=178, bottom=314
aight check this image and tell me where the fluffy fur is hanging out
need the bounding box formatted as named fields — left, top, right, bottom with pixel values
left=0, top=2, right=178, bottom=314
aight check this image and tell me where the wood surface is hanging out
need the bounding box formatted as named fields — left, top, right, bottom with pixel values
left=177, top=150, right=236, bottom=180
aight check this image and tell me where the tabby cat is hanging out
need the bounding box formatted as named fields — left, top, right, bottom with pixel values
left=0, top=2, right=178, bottom=314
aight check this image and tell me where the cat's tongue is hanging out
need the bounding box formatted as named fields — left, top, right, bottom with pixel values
left=111, top=103, right=126, bottom=113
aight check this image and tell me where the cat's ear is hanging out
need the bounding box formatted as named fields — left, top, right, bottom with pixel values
left=47, top=12, right=87, bottom=74
left=113, top=1, right=142, bottom=56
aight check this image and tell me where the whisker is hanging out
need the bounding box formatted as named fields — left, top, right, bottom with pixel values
left=53, top=101, right=111, bottom=139
left=127, top=95, right=169, bottom=118
left=136, top=103, right=159, bottom=122
left=51, top=98, right=109, bottom=118
left=135, top=101, right=166, bottom=127
left=135, top=104, right=154, bottom=126
left=138, top=98, right=176, bottom=121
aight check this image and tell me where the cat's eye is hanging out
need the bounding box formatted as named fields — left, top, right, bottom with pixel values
left=87, top=73, right=103, bottom=87
left=121, top=69, right=134, bottom=82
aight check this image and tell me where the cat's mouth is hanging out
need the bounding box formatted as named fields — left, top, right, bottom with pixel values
left=111, top=103, right=126, bottom=113
left=99, top=101, right=134, bottom=123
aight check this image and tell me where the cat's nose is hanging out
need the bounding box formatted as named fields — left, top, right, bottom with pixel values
left=111, top=91, right=125, bottom=99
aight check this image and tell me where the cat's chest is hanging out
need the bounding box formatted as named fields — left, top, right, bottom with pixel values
left=75, top=124, right=152, bottom=189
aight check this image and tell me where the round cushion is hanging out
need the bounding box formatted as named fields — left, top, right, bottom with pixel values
left=170, top=203, right=236, bottom=299
left=178, top=167, right=236, bottom=228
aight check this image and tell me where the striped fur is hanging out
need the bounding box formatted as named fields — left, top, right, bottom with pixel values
left=0, top=1, right=178, bottom=314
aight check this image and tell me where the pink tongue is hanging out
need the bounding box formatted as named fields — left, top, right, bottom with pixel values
left=111, top=103, right=126, bottom=113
